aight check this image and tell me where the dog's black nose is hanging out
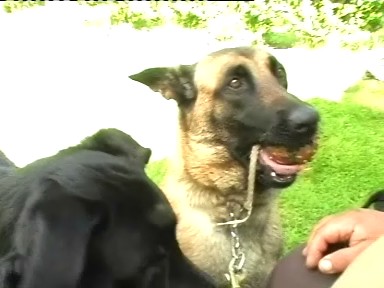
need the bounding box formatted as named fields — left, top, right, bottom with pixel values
left=287, top=105, right=319, bottom=134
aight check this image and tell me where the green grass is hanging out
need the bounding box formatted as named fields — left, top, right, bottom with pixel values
left=280, top=97, right=384, bottom=251
left=146, top=79, right=384, bottom=252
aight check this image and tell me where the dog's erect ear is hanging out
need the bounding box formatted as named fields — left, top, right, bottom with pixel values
left=129, top=65, right=196, bottom=104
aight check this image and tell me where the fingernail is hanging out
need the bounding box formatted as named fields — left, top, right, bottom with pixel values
left=302, top=247, right=307, bottom=256
left=319, top=258, right=333, bottom=273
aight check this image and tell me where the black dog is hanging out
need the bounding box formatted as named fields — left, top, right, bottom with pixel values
left=0, top=129, right=214, bottom=288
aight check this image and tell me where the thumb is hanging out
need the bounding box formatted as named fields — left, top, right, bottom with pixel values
left=318, top=243, right=369, bottom=274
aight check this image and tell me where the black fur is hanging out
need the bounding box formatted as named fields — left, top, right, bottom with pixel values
left=0, top=129, right=214, bottom=288
left=362, top=189, right=384, bottom=211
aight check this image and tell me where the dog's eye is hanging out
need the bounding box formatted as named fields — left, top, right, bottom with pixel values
left=274, top=66, right=288, bottom=88
left=228, top=77, right=242, bottom=89
left=276, top=67, right=285, bottom=78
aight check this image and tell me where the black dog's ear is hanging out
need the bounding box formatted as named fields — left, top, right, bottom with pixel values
left=140, top=147, right=152, bottom=165
left=78, top=128, right=151, bottom=165
left=129, top=65, right=196, bottom=105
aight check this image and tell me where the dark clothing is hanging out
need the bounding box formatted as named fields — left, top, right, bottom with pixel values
left=266, top=244, right=339, bottom=288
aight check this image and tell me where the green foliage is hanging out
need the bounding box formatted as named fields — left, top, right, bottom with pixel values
left=262, top=31, right=300, bottom=49
left=172, top=10, right=206, bottom=29
left=244, top=0, right=383, bottom=49
left=4, top=0, right=384, bottom=49
left=79, top=0, right=109, bottom=8
left=3, top=0, right=45, bottom=13
left=333, top=0, right=384, bottom=32
left=146, top=81, right=384, bottom=252
left=111, top=7, right=163, bottom=29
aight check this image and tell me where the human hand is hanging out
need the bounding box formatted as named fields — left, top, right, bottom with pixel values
left=302, top=208, right=384, bottom=274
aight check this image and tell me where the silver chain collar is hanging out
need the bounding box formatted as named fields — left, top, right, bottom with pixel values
left=217, top=146, right=259, bottom=288
left=225, top=212, right=246, bottom=288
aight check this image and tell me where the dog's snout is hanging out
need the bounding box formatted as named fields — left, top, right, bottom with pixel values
left=287, top=105, right=319, bottom=134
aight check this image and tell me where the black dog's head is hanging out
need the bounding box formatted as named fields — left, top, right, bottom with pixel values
left=60, top=130, right=216, bottom=287
left=6, top=129, right=214, bottom=288
left=129, top=47, right=319, bottom=190
left=62, top=128, right=152, bottom=167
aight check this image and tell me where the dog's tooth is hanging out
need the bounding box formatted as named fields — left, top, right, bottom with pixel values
left=271, top=172, right=276, bottom=177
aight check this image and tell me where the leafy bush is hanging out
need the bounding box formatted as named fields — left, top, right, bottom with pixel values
left=3, top=0, right=45, bottom=13
left=110, top=6, right=164, bottom=29
left=172, top=10, right=206, bottom=29
left=333, top=0, right=384, bottom=32
left=262, top=31, right=300, bottom=49
left=3, top=0, right=384, bottom=49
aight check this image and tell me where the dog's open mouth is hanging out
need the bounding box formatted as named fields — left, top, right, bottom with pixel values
left=255, top=143, right=317, bottom=188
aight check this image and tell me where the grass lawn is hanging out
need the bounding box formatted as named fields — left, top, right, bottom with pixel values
left=146, top=79, right=384, bottom=253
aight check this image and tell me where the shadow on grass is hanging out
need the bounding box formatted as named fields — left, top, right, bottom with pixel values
left=146, top=83, right=384, bottom=252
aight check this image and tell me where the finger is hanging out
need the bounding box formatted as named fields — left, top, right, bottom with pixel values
left=302, top=210, right=358, bottom=257
left=305, top=221, right=354, bottom=268
left=318, top=242, right=370, bottom=274
left=306, top=215, right=336, bottom=246
left=303, top=215, right=336, bottom=256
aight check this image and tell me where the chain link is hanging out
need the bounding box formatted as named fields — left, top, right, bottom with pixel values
left=225, top=212, right=246, bottom=288
left=229, top=212, right=246, bottom=272
left=222, top=146, right=259, bottom=288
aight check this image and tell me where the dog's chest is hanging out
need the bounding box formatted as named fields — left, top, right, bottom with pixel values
left=176, top=207, right=283, bottom=288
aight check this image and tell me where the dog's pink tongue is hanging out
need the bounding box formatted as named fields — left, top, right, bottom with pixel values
left=260, top=150, right=303, bottom=175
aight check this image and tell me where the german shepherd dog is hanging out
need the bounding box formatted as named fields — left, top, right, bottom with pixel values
left=130, top=47, right=319, bottom=288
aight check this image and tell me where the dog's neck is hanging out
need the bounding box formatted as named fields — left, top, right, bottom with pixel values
left=178, top=128, right=247, bottom=190
left=164, top=126, right=259, bottom=223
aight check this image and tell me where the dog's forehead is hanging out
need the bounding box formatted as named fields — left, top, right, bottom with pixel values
left=194, top=47, right=272, bottom=90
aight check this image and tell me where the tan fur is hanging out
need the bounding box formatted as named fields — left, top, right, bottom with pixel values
left=160, top=49, right=287, bottom=288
